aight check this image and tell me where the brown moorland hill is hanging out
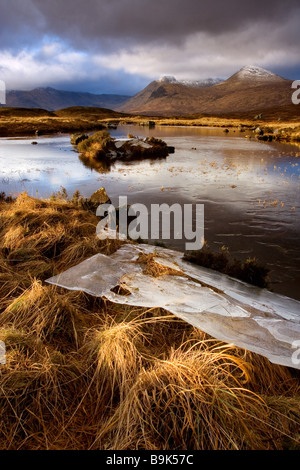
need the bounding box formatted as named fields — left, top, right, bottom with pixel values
left=4, top=87, right=131, bottom=111
left=118, top=66, right=297, bottom=118
left=0, top=106, right=125, bottom=137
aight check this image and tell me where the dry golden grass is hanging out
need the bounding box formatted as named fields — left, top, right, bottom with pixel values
left=0, top=107, right=123, bottom=137
left=1, top=107, right=299, bottom=145
left=117, top=116, right=300, bottom=145
left=0, top=193, right=300, bottom=450
left=98, top=346, right=264, bottom=450
left=137, top=252, right=182, bottom=278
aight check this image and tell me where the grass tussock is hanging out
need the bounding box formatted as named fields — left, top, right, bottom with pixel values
left=98, top=346, right=265, bottom=450
left=184, top=243, right=270, bottom=288
left=0, top=193, right=299, bottom=450
left=137, top=252, right=182, bottom=278
left=77, top=130, right=114, bottom=160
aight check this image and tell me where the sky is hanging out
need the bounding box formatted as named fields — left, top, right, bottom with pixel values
left=0, top=0, right=299, bottom=96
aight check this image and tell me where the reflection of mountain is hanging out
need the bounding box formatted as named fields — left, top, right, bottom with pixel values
left=118, top=66, right=296, bottom=118
left=5, top=87, right=131, bottom=111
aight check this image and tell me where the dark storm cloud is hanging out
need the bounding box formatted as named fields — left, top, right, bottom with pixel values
left=1, top=0, right=299, bottom=93
left=1, top=0, right=300, bottom=50
left=34, top=0, right=298, bottom=44
left=0, top=0, right=43, bottom=48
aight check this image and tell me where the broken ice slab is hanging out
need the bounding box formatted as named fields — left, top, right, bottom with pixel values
left=46, top=244, right=300, bottom=369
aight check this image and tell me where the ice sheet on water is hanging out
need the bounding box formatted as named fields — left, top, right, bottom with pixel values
left=46, top=244, right=300, bottom=369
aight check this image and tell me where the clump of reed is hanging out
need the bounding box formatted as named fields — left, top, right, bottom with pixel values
left=0, top=192, right=299, bottom=450
left=77, top=130, right=114, bottom=160
left=95, top=339, right=300, bottom=450
left=184, top=243, right=270, bottom=288
left=137, top=252, right=182, bottom=278
left=0, top=190, right=122, bottom=276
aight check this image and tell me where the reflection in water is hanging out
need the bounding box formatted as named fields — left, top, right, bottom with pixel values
left=79, top=153, right=112, bottom=173
left=78, top=145, right=168, bottom=174
left=0, top=126, right=299, bottom=300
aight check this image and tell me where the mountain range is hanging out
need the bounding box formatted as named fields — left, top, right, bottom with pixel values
left=154, top=76, right=224, bottom=87
left=2, top=66, right=298, bottom=119
left=4, top=87, right=130, bottom=111
left=117, top=66, right=296, bottom=117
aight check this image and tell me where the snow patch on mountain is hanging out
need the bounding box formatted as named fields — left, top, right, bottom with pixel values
left=235, top=65, right=283, bottom=81
left=157, top=76, right=223, bottom=87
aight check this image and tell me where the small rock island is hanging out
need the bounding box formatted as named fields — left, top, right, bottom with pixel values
left=71, top=130, right=175, bottom=163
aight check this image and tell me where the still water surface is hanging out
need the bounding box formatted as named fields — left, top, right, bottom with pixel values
left=0, top=125, right=299, bottom=300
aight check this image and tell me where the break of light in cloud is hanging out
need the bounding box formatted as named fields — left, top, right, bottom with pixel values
left=94, top=20, right=300, bottom=81
left=0, top=0, right=299, bottom=94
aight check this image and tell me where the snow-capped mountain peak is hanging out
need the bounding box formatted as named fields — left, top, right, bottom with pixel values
left=157, top=76, right=223, bottom=87
left=157, top=76, right=178, bottom=84
left=235, top=65, right=283, bottom=81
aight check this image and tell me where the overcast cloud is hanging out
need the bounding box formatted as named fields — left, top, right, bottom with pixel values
left=0, top=0, right=299, bottom=94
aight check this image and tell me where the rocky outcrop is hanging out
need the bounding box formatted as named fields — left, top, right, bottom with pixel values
left=75, top=130, right=173, bottom=164
left=84, top=187, right=111, bottom=211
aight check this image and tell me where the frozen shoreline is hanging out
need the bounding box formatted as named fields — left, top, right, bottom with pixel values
left=47, top=243, right=300, bottom=370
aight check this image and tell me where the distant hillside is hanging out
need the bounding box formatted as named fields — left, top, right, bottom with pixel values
left=118, top=66, right=295, bottom=117
left=4, top=87, right=131, bottom=111
left=0, top=106, right=125, bottom=137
